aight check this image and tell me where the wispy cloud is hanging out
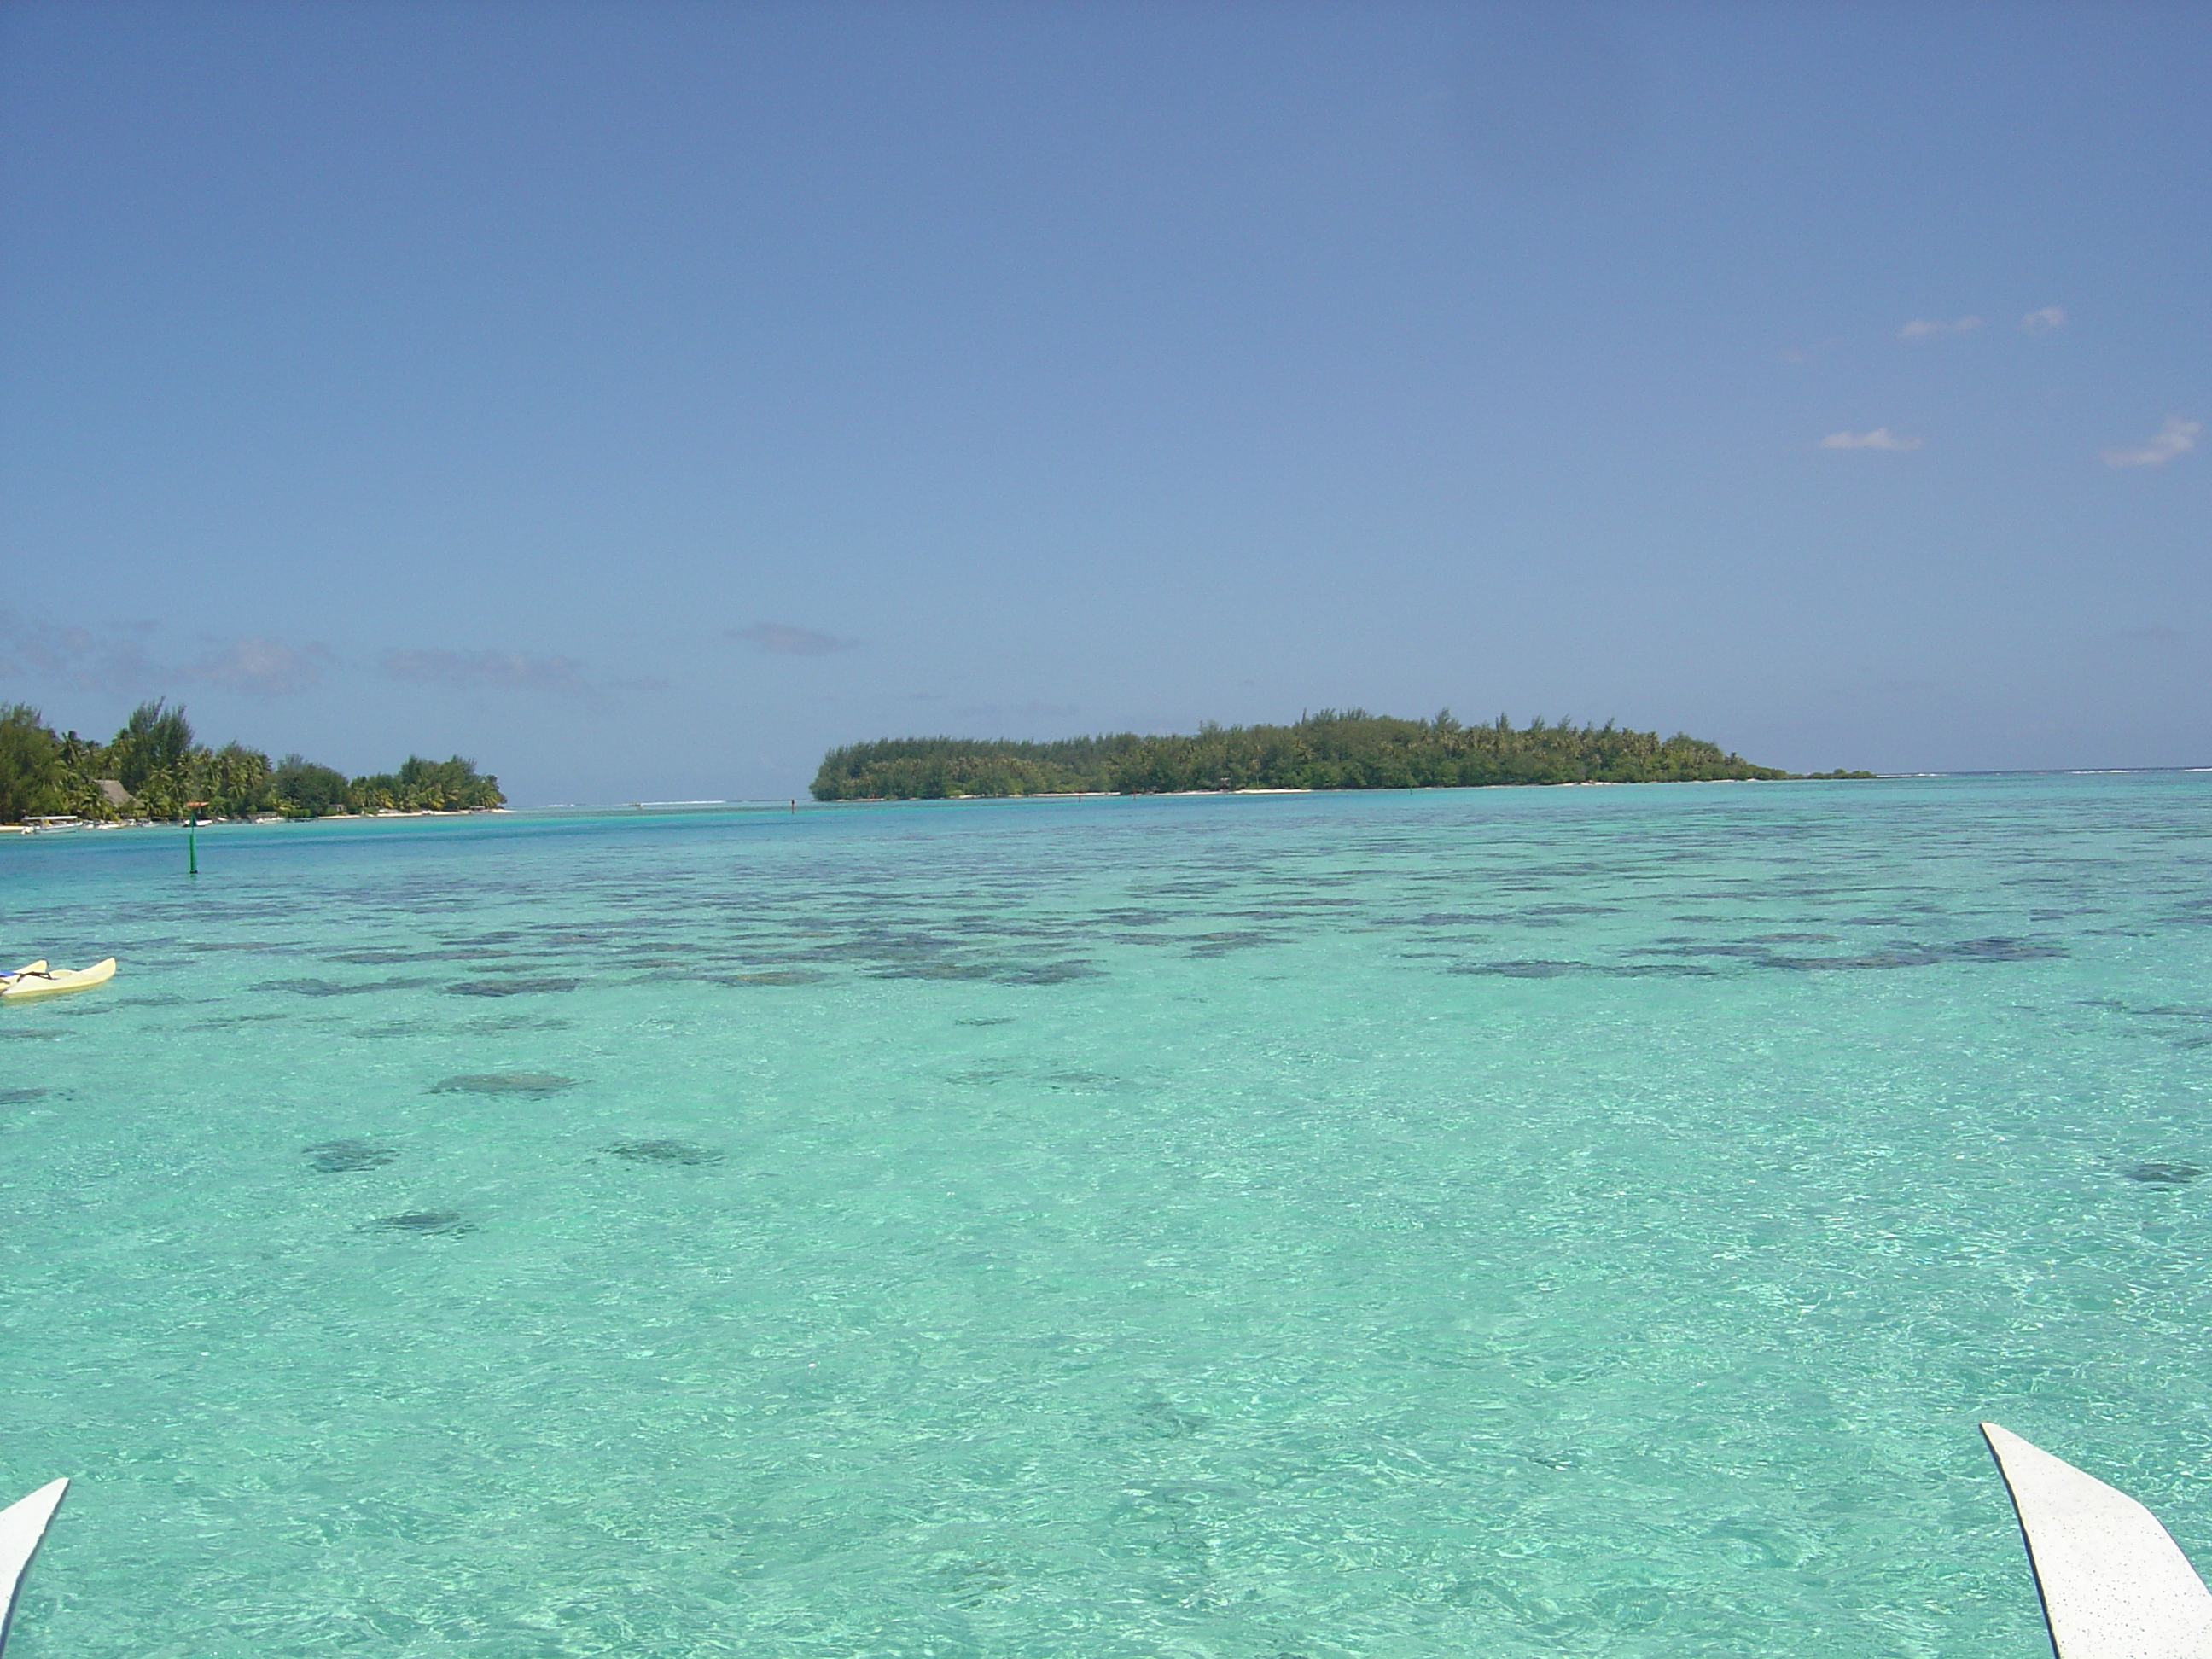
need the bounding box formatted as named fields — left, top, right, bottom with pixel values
left=730, top=622, right=855, bottom=656
left=181, top=637, right=329, bottom=696
left=1819, top=428, right=1923, bottom=451
left=957, top=701, right=1080, bottom=721
left=380, top=647, right=592, bottom=694
left=1899, top=316, right=1982, bottom=340
left=1778, top=336, right=1847, bottom=365
left=0, top=612, right=154, bottom=693
left=2101, top=415, right=2200, bottom=469
left=2020, top=306, right=2066, bottom=335
left=0, top=613, right=326, bottom=697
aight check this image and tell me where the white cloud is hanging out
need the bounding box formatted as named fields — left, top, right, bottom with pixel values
left=1819, top=428, right=1923, bottom=451
left=729, top=622, right=855, bottom=656
left=1899, top=316, right=1982, bottom=339
left=380, top=647, right=592, bottom=693
left=2020, top=306, right=2066, bottom=335
left=2101, top=415, right=2200, bottom=469
left=182, top=637, right=329, bottom=696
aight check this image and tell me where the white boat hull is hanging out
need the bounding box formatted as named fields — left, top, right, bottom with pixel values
left=0, top=1478, right=67, bottom=1655
left=1982, top=1422, right=2212, bottom=1659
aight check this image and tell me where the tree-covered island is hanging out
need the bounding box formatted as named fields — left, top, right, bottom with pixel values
left=813, top=709, right=1868, bottom=800
left=0, top=700, right=504, bottom=824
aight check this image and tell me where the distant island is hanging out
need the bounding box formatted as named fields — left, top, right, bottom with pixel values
left=0, top=700, right=504, bottom=824
left=812, top=709, right=1870, bottom=800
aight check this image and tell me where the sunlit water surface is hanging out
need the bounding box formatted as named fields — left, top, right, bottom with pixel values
left=4, top=777, right=2209, bottom=1657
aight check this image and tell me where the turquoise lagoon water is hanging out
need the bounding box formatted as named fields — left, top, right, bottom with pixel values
left=3, top=776, right=2209, bottom=1657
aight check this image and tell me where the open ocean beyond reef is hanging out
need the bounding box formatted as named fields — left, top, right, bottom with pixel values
left=3, top=774, right=2209, bottom=1658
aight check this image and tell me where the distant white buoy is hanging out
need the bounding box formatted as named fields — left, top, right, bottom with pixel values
left=1982, top=1422, right=2212, bottom=1659
left=0, top=1477, right=67, bottom=1656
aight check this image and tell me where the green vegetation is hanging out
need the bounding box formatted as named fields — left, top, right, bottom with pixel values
left=812, top=708, right=1849, bottom=800
left=812, top=732, right=1151, bottom=801
left=0, top=700, right=504, bottom=824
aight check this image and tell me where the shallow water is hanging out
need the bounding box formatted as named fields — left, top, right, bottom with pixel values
left=3, top=777, right=2209, bottom=1657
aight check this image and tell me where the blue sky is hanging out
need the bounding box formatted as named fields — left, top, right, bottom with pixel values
left=2, top=2, right=2205, bottom=801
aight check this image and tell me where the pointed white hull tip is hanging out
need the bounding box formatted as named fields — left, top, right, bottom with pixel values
left=1981, top=1423, right=2212, bottom=1659
left=0, top=1478, right=67, bottom=1655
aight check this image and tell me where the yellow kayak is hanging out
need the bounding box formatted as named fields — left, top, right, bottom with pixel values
left=2, top=958, right=117, bottom=1001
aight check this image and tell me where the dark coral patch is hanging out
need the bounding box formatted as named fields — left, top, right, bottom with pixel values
left=305, top=1139, right=399, bottom=1173
left=445, top=977, right=582, bottom=998
left=445, top=976, right=584, bottom=998
left=359, top=1209, right=475, bottom=1236
left=431, top=1073, right=575, bottom=1095
left=1187, top=932, right=1279, bottom=957
left=0, top=1086, right=50, bottom=1104
left=605, top=1139, right=724, bottom=1166
left=2126, top=1162, right=2204, bottom=1186
left=1450, top=959, right=1715, bottom=979
left=1383, top=911, right=1517, bottom=928
left=327, top=949, right=483, bottom=964
left=996, top=960, right=1101, bottom=985
left=1133, top=1400, right=1214, bottom=1438
left=1758, top=939, right=2065, bottom=971
left=258, top=977, right=434, bottom=997
left=1452, top=959, right=1587, bottom=978
left=459, top=1015, right=573, bottom=1033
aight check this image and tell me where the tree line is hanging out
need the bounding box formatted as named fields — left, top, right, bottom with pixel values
left=0, top=701, right=504, bottom=824
left=812, top=709, right=1868, bottom=800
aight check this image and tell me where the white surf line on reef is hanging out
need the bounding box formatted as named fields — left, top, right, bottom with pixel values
left=0, top=1478, right=67, bottom=1656
left=1982, top=1423, right=2212, bottom=1659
